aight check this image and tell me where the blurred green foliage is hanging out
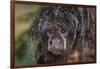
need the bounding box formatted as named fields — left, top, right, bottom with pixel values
left=15, top=4, right=42, bottom=66
left=15, top=4, right=41, bottom=39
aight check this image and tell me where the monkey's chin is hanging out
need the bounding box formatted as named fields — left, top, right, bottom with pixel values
left=48, top=49, right=64, bottom=56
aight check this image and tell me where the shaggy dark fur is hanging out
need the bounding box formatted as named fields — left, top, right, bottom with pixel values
left=30, top=6, right=95, bottom=64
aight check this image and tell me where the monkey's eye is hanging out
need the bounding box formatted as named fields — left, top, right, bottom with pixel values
left=60, top=29, right=66, bottom=33
left=48, top=30, right=55, bottom=34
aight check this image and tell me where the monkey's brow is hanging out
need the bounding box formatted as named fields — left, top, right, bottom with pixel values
left=47, top=27, right=61, bottom=31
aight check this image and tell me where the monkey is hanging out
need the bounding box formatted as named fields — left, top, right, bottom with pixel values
left=30, top=6, right=96, bottom=64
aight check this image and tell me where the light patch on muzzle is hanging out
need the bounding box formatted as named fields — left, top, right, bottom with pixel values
left=60, top=35, right=66, bottom=51
left=62, top=37, right=66, bottom=51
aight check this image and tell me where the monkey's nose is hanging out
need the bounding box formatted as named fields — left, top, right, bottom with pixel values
left=50, top=39, right=60, bottom=45
left=52, top=39, right=60, bottom=44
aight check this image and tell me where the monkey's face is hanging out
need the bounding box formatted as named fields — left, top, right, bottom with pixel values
left=46, top=26, right=67, bottom=56
left=34, top=7, right=79, bottom=57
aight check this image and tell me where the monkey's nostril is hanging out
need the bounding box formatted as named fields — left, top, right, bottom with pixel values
left=50, top=41, right=52, bottom=44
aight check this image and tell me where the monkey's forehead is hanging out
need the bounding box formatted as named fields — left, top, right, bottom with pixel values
left=38, top=21, right=66, bottom=32
left=37, top=8, right=69, bottom=31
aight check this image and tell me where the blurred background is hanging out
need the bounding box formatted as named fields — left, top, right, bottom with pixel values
left=15, top=3, right=42, bottom=66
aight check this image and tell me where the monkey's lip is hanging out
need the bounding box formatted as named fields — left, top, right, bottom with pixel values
left=48, top=46, right=64, bottom=55
left=49, top=49, right=64, bottom=55
left=51, top=45, right=64, bottom=50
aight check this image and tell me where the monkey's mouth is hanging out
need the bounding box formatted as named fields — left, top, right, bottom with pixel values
left=48, top=45, right=65, bottom=56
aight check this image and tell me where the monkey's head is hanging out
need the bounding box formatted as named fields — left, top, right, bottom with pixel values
left=31, top=6, right=80, bottom=56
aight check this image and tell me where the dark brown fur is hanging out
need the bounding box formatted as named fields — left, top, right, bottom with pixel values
left=30, top=6, right=95, bottom=64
